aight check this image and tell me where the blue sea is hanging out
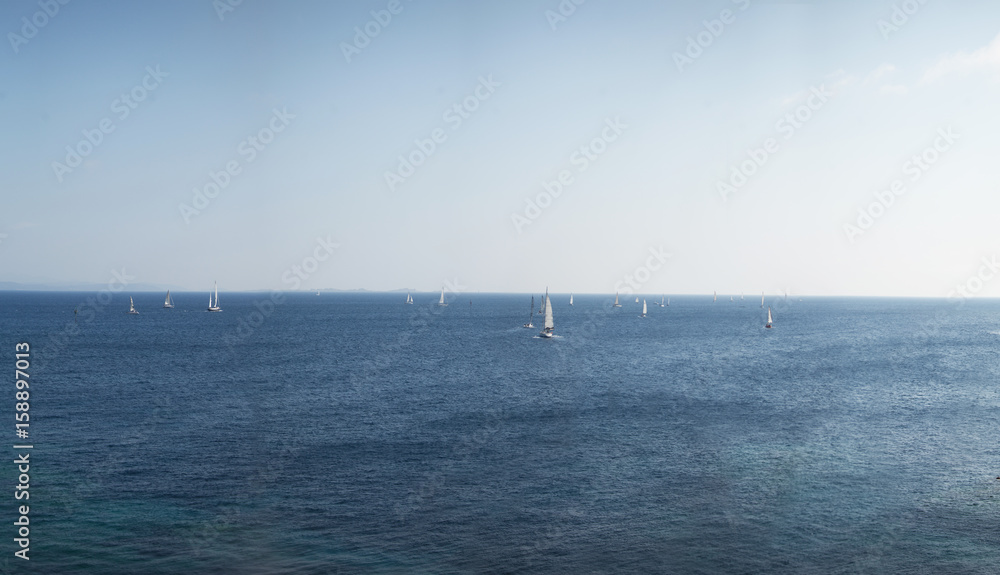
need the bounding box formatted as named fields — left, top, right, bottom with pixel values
left=2, top=291, right=999, bottom=574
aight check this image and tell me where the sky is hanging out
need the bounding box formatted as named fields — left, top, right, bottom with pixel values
left=2, top=0, right=1000, bottom=297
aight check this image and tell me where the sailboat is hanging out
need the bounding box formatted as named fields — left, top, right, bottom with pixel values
left=437, top=288, right=447, bottom=306
left=667, top=297, right=670, bottom=307
left=765, top=306, right=773, bottom=329
left=523, top=295, right=535, bottom=328
left=539, top=290, right=554, bottom=338
left=316, top=290, right=321, bottom=296
left=713, top=291, right=717, bottom=302
left=207, top=282, right=222, bottom=312
left=635, top=296, right=639, bottom=303
left=730, top=296, right=734, bottom=302
left=539, top=294, right=546, bottom=315
left=569, top=294, right=573, bottom=306
left=613, top=293, right=622, bottom=308
left=761, top=292, right=765, bottom=309
left=405, top=292, right=413, bottom=304
left=163, top=290, right=174, bottom=309
left=658, top=295, right=665, bottom=308
left=128, top=296, right=139, bottom=314
left=639, top=299, right=647, bottom=318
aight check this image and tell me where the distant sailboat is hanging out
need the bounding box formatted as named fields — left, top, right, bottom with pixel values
left=523, top=295, right=535, bottom=328
left=128, top=296, right=139, bottom=315
left=713, top=291, right=717, bottom=303
left=405, top=292, right=413, bottom=304
left=539, top=290, right=554, bottom=338
left=613, top=293, right=622, bottom=308
left=207, top=282, right=222, bottom=312
left=639, top=299, right=647, bottom=318
left=765, top=306, right=773, bottom=329
left=539, top=294, right=546, bottom=315
left=437, top=288, right=447, bottom=307
left=569, top=294, right=573, bottom=306
left=666, top=297, right=670, bottom=307
left=163, top=290, right=174, bottom=309
left=730, top=296, right=734, bottom=302
left=761, top=292, right=765, bottom=309
left=316, top=290, right=320, bottom=296
left=658, top=295, right=665, bottom=308
left=635, top=296, right=639, bottom=303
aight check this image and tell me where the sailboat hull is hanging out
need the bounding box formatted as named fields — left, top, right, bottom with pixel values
left=538, top=330, right=554, bottom=338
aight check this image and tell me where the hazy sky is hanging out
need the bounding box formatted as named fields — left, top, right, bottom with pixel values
left=2, top=0, right=1000, bottom=296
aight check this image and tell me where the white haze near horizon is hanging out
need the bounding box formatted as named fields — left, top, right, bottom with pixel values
left=2, top=0, right=1000, bottom=298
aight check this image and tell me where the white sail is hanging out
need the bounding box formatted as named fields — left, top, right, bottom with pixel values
left=569, top=294, right=573, bottom=305
left=438, top=287, right=447, bottom=306
left=129, top=296, right=136, bottom=313
left=635, top=296, right=639, bottom=303
left=767, top=307, right=773, bottom=327
left=713, top=291, right=717, bottom=302
left=615, top=293, right=619, bottom=304
left=761, top=292, right=765, bottom=308
left=207, top=281, right=222, bottom=311
left=165, top=291, right=171, bottom=305
left=543, top=294, right=554, bottom=329
left=642, top=299, right=647, bottom=316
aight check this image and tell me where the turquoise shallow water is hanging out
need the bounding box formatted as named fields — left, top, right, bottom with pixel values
left=1, top=292, right=999, bottom=573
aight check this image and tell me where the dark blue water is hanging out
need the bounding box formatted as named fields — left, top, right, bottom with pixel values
left=2, top=291, right=999, bottom=574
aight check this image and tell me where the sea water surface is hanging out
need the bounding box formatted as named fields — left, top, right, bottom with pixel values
left=1, top=291, right=999, bottom=574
